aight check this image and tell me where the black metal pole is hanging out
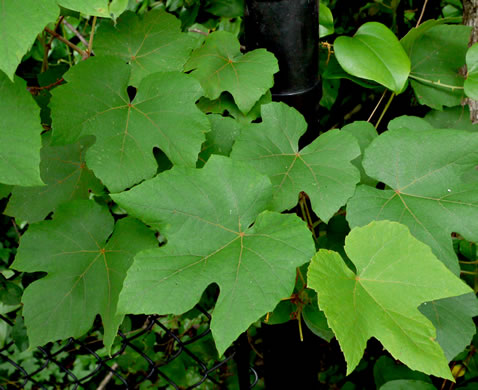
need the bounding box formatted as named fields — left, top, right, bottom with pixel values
left=244, top=0, right=320, bottom=129
left=244, top=1, right=321, bottom=387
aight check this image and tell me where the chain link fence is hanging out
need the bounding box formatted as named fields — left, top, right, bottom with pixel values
left=0, top=305, right=260, bottom=389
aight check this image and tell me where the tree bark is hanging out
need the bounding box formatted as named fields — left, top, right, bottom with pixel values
left=463, top=0, right=478, bottom=123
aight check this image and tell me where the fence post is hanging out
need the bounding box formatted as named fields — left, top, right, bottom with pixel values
left=244, top=0, right=320, bottom=130
left=244, top=1, right=321, bottom=387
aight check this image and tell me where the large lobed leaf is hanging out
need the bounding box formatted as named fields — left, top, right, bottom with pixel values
left=231, top=102, right=360, bottom=222
left=307, top=221, right=472, bottom=379
left=347, top=128, right=478, bottom=275
left=11, top=200, right=157, bottom=351
left=334, top=22, right=410, bottom=93
left=50, top=56, right=209, bottom=192
left=0, top=0, right=59, bottom=80
left=95, top=10, right=197, bottom=87
left=0, top=72, right=43, bottom=186
left=111, top=155, right=315, bottom=355
left=185, top=31, right=279, bottom=114
left=6, top=135, right=103, bottom=223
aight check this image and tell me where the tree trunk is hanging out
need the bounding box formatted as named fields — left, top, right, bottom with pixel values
left=463, top=0, right=478, bottom=123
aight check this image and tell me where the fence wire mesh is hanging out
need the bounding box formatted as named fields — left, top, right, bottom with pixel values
left=0, top=305, right=259, bottom=389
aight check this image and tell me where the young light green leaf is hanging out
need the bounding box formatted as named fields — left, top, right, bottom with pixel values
left=334, top=22, right=410, bottom=93
left=307, top=221, right=472, bottom=379
left=400, top=18, right=459, bottom=53
left=11, top=200, right=157, bottom=351
left=95, top=10, right=197, bottom=86
left=0, top=73, right=43, bottom=186
left=185, top=31, right=279, bottom=114
left=346, top=128, right=478, bottom=275
left=231, top=102, right=360, bottom=222
left=0, top=0, right=59, bottom=80
left=57, top=0, right=110, bottom=17
left=465, top=43, right=478, bottom=100
left=50, top=57, right=209, bottom=192
left=405, top=25, right=470, bottom=109
left=5, top=135, right=103, bottom=223
left=419, top=294, right=478, bottom=361
left=111, top=155, right=315, bottom=356
left=319, top=3, right=334, bottom=38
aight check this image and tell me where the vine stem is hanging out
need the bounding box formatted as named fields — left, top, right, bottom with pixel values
left=416, top=0, right=429, bottom=27
left=62, top=19, right=90, bottom=48
left=87, top=16, right=97, bottom=56
left=45, top=26, right=87, bottom=58
left=409, top=74, right=464, bottom=90
left=375, top=92, right=395, bottom=129
left=367, top=90, right=387, bottom=122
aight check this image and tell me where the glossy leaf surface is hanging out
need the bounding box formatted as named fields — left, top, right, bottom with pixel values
left=334, top=22, right=410, bottom=93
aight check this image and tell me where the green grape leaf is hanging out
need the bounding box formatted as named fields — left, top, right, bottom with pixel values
left=387, top=116, right=433, bottom=131
left=111, top=155, right=315, bottom=355
left=465, top=43, right=478, bottom=100
left=0, top=0, right=59, bottom=80
left=197, top=91, right=272, bottom=124
left=419, top=293, right=478, bottom=361
left=347, top=128, right=478, bottom=274
left=341, top=121, right=378, bottom=186
left=334, top=22, right=410, bottom=93
left=0, top=184, right=11, bottom=199
left=374, top=356, right=432, bottom=389
left=319, top=3, right=334, bottom=38
left=184, top=31, right=279, bottom=114
left=95, top=10, right=197, bottom=86
left=425, top=107, right=478, bottom=132
left=230, top=102, right=360, bottom=222
left=57, top=0, right=110, bottom=17
left=380, top=380, right=437, bottom=390
left=5, top=135, right=103, bottom=223
left=11, top=200, right=157, bottom=351
left=0, top=73, right=43, bottom=186
left=50, top=56, right=209, bottom=192
left=405, top=25, right=470, bottom=109
left=307, top=221, right=472, bottom=379
left=198, top=114, right=242, bottom=165
left=205, top=0, right=244, bottom=17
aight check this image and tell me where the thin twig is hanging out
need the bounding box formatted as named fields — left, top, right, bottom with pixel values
left=188, top=27, right=209, bottom=36
left=375, top=92, right=395, bottom=129
left=45, top=27, right=87, bottom=58
left=11, top=219, right=20, bottom=240
left=27, top=78, right=64, bottom=95
left=97, top=363, right=119, bottom=390
left=367, top=90, right=387, bottom=122
left=416, top=0, right=429, bottom=27
left=87, top=16, right=97, bottom=56
left=62, top=19, right=90, bottom=48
